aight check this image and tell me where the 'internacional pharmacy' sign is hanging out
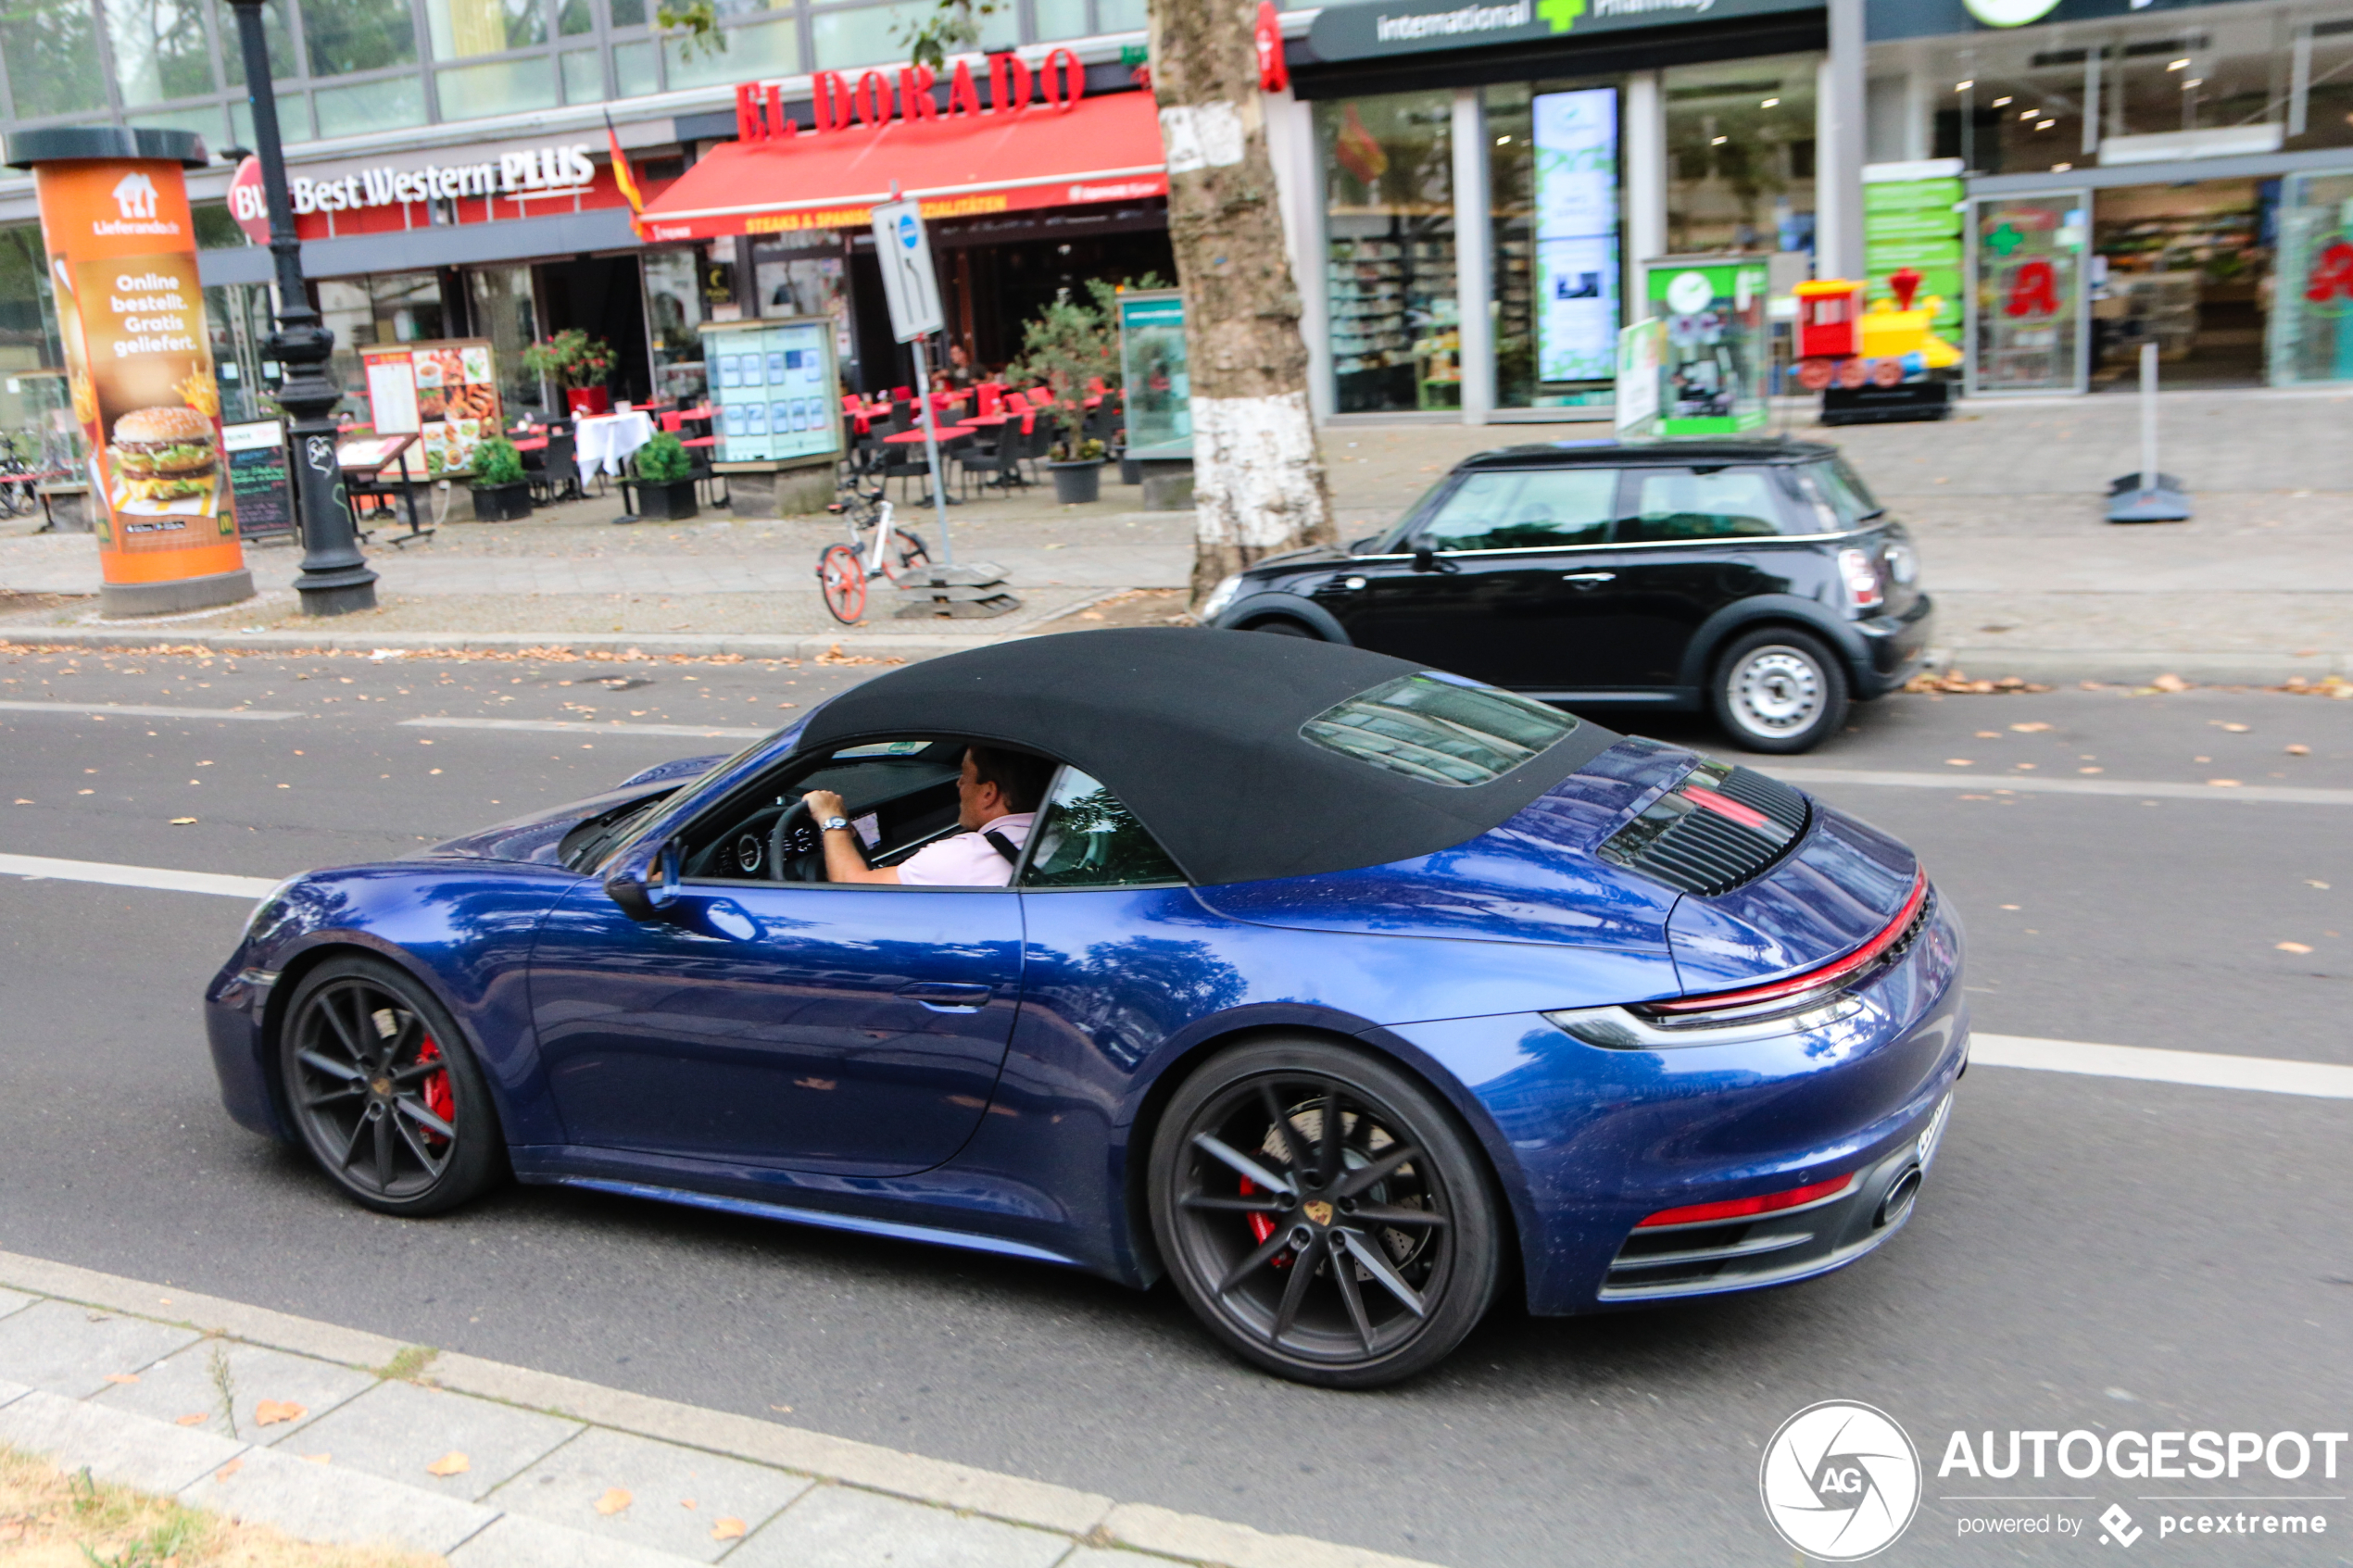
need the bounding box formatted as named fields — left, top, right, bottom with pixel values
left=1308, top=0, right=1818, bottom=60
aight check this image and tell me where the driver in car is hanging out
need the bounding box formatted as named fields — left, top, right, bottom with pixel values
left=801, top=746, right=1055, bottom=886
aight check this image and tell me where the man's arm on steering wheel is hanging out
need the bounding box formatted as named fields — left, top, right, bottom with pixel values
left=801, top=790, right=900, bottom=884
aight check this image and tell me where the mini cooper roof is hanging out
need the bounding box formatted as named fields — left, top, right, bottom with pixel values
left=1454, top=438, right=1839, bottom=471
left=797, top=627, right=1620, bottom=887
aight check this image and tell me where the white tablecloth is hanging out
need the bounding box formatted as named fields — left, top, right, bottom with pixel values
left=573, top=409, right=657, bottom=482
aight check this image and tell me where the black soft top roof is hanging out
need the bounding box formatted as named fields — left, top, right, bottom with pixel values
left=798, top=628, right=1620, bottom=886
left=1456, top=437, right=1834, bottom=471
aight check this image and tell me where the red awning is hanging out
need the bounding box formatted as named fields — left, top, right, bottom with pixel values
left=637, top=90, right=1166, bottom=243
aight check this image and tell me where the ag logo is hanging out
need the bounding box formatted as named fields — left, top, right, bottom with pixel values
left=1759, top=1400, right=1921, bottom=1561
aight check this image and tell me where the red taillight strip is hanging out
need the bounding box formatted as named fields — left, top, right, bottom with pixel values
left=1635, top=1171, right=1856, bottom=1229
left=1680, top=784, right=1771, bottom=832
left=1649, top=867, right=1929, bottom=1016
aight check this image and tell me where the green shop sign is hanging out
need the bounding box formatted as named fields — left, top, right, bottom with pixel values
left=1307, top=0, right=1818, bottom=63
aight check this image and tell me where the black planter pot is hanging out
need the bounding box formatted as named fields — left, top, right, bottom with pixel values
left=624, top=477, right=699, bottom=521
left=1048, top=459, right=1103, bottom=505
left=470, top=481, right=533, bottom=521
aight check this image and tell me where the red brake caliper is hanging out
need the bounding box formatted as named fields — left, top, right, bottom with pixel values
left=1238, top=1176, right=1291, bottom=1268
left=418, top=1036, right=453, bottom=1138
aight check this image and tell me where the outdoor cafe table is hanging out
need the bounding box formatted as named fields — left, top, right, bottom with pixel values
left=573, top=408, right=657, bottom=485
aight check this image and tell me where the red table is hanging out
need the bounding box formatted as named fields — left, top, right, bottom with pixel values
left=511, top=436, right=549, bottom=452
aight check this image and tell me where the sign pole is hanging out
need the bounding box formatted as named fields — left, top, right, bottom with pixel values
left=911, top=331, right=954, bottom=566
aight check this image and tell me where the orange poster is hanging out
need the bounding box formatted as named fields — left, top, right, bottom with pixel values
left=34, top=157, right=244, bottom=590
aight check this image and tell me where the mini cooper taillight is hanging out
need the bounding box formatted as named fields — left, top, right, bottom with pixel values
left=1836, top=546, right=1884, bottom=610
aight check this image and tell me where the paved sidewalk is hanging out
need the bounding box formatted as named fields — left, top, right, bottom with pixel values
left=0, top=1250, right=1435, bottom=1568
left=4, top=388, right=2347, bottom=679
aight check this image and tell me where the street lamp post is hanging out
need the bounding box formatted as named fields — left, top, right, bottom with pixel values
left=225, top=0, right=376, bottom=615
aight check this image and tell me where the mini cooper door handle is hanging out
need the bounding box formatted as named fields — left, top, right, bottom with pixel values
left=1560, top=571, right=1617, bottom=586
left=898, top=982, right=994, bottom=1011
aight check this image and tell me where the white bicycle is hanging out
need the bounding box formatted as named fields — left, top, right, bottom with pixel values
left=817, top=483, right=930, bottom=625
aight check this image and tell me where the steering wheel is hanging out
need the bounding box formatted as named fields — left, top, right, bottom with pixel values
left=766, top=798, right=825, bottom=883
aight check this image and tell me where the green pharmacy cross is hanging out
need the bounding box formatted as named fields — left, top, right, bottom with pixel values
left=1984, top=222, right=2025, bottom=257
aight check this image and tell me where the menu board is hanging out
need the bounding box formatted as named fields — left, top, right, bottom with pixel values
left=221, top=419, right=296, bottom=539
left=358, top=339, right=503, bottom=479
left=702, top=318, right=840, bottom=465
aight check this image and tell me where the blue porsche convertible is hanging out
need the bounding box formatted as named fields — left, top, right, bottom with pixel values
left=206, top=629, right=1965, bottom=1387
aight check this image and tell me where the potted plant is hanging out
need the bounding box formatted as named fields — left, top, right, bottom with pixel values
left=624, top=432, right=698, bottom=521
left=521, top=328, right=616, bottom=416
left=1011, top=285, right=1124, bottom=506
left=468, top=434, right=533, bottom=521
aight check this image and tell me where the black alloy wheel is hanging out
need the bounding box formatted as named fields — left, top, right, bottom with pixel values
left=1150, top=1038, right=1502, bottom=1387
left=280, top=957, right=504, bottom=1217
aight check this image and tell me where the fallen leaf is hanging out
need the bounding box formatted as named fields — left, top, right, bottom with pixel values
left=2216, top=721, right=2249, bottom=733
left=254, top=1399, right=307, bottom=1426
left=2308, top=880, right=2331, bottom=889
left=426, top=1451, right=471, bottom=1477
left=2207, top=779, right=2242, bottom=788
left=1974, top=730, right=2000, bottom=739
left=681, top=1498, right=697, bottom=1510
left=2010, top=721, right=2053, bottom=733
left=769, top=1404, right=794, bottom=1413
left=2277, top=942, right=2314, bottom=954
left=712, top=1517, right=748, bottom=1541
left=302, top=1452, right=330, bottom=1464
left=2000, top=905, right=2020, bottom=911
left=214, top=1459, right=243, bottom=1482
left=176, top=1413, right=208, bottom=1426
left=104, top=1373, right=138, bottom=1385
left=2151, top=673, right=2191, bottom=692
left=1944, top=759, right=1973, bottom=767
left=2079, top=766, right=2103, bottom=774
left=2286, top=744, right=2310, bottom=755
left=169, top=816, right=197, bottom=825
left=596, top=1487, right=633, bottom=1515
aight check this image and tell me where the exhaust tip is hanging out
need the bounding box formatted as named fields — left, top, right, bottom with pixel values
left=1876, top=1165, right=1923, bottom=1228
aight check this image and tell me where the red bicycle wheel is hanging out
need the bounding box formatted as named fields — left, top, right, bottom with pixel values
left=882, top=527, right=931, bottom=585
left=817, top=544, right=868, bottom=624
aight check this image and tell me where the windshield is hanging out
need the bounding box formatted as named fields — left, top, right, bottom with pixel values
left=1301, top=673, right=1580, bottom=786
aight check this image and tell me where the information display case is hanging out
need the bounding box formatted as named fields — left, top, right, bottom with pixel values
left=700, top=317, right=842, bottom=468
left=1115, top=290, right=1189, bottom=459
left=1641, top=257, right=1769, bottom=436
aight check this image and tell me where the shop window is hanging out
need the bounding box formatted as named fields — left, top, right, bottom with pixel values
left=1, top=0, right=110, bottom=119
left=1316, top=91, right=1457, bottom=416
left=435, top=56, right=559, bottom=118
left=1970, top=193, right=2085, bottom=395
left=1663, top=54, right=1817, bottom=255
left=644, top=249, right=711, bottom=404
left=425, top=0, right=546, bottom=57
left=321, top=272, right=449, bottom=419
left=665, top=16, right=797, bottom=89
left=1487, top=80, right=1621, bottom=411
left=191, top=201, right=243, bottom=250
left=231, top=91, right=315, bottom=146
left=312, top=73, right=427, bottom=135
left=468, top=265, right=545, bottom=418
left=2289, top=30, right=2353, bottom=153
left=560, top=45, right=602, bottom=99
left=204, top=282, right=281, bottom=424
left=611, top=38, right=659, bottom=94
left=301, top=0, right=417, bottom=75
left=2268, top=169, right=2353, bottom=384
left=754, top=233, right=851, bottom=369
left=108, top=0, right=220, bottom=106
left=216, top=0, right=298, bottom=85
left=0, top=224, right=62, bottom=371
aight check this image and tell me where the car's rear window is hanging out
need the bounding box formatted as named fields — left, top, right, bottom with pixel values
left=1617, top=467, right=1788, bottom=541
left=1300, top=673, right=1579, bottom=786
left=1806, top=458, right=1883, bottom=528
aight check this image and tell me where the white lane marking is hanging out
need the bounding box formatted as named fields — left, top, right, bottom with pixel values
left=0, top=853, right=280, bottom=900
left=1773, top=768, right=2353, bottom=807
left=1974, top=1033, right=2353, bottom=1099
left=0, top=700, right=300, bottom=721
left=399, top=716, right=770, bottom=739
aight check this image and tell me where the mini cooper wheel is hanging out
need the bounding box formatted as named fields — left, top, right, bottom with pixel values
left=279, top=957, right=504, bottom=1217
left=1150, top=1038, right=1501, bottom=1388
left=1712, top=627, right=1849, bottom=754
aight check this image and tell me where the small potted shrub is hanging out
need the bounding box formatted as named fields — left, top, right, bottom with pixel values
left=521, top=328, right=615, bottom=417
left=468, top=435, right=533, bottom=521
left=1047, top=435, right=1108, bottom=504
left=625, top=432, right=698, bottom=521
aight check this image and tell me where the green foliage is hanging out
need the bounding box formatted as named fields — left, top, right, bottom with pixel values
left=520, top=328, right=614, bottom=391
left=471, top=435, right=525, bottom=486
left=656, top=0, right=725, bottom=59
left=1008, top=270, right=1167, bottom=445
left=635, top=431, right=693, bottom=482
left=896, top=0, right=1004, bottom=70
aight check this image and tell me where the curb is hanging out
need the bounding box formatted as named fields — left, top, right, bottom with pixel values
left=0, top=1249, right=1446, bottom=1568
left=0, top=627, right=1029, bottom=661
left=1927, top=646, right=2351, bottom=686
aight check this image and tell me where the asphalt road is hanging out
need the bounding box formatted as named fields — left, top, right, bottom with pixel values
left=2, top=643, right=2347, bottom=1566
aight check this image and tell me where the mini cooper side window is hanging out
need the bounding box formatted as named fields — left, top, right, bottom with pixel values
left=1023, top=769, right=1186, bottom=889
left=1414, top=469, right=1617, bottom=552
left=1618, top=467, right=1789, bottom=542
left=1301, top=673, right=1579, bottom=786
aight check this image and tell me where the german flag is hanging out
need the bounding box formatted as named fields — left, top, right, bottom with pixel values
left=605, top=111, right=645, bottom=236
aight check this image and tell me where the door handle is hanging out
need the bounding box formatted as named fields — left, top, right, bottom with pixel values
left=897, top=982, right=994, bottom=1012
left=1560, top=571, right=1617, bottom=586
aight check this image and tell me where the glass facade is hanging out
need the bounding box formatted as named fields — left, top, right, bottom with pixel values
left=1487, top=80, right=1623, bottom=410
left=1969, top=193, right=2087, bottom=395
left=1663, top=54, right=1818, bottom=255
left=1318, top=91, right=1457, bottom=415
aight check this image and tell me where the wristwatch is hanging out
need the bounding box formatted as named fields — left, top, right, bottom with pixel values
left=820, top=816, right=851, bottom=833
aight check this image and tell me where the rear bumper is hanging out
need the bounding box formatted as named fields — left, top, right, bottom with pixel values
left=1387, top=892, right=1966, bottom=1316
left=1847, top=593, right=1935, bottom=699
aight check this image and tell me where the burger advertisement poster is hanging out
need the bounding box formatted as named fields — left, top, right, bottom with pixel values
left=31, top=155, right=243, bottom=590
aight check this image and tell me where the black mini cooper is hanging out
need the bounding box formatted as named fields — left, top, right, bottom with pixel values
left=1201, top=439, right=1934, bottom=753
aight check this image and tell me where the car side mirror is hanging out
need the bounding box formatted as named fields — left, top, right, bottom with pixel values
left=605, top=840, right=680, bottom=922
left=1410, top=546, right=1458, bottom=574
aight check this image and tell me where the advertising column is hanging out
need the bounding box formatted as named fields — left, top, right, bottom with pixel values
left=2, top=128, right=253, bottom=615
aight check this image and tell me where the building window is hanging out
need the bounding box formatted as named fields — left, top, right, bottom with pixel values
left=424, top=0, right=547, bottom=57
left=434, top=56, right=560, bottom=116
left=1488, top=79, right=1623, bottom=410
left=313, top=72, right=427, bottom=135
left=216, top=0, right=301, bottom=83
left=665, top=16, right=798, bottom=88
left=611, top=36, right=658, bottom=95
left=322, top=271, right=450, bottom=420
left=559, top=45, right=603, bottom=100
left=2, top=0, right=111, bottom=119
left=1317, top=91, right=1457, bottom=415
left=301, top=0, right=419, bottom=75
left=467, top=265, right=544, bottom=417
left=1664, top=53, right=1818, bottom=255
left=108, top=0, right=221, bottom=107
left=643, top=248, right=710, bottom=403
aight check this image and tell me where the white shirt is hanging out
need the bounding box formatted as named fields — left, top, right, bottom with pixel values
left=894, top=812, right=1036, bottom=887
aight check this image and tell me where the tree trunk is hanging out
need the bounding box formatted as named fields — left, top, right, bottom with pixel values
left=1148, top=0, right=1337, bottom=606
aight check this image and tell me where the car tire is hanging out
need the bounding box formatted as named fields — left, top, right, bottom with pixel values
left=1149, top=1036, right=1502, bottom=1388
left=278, top=955, right=506, bottom=1218
left=1711, top=626, right=1850, bottom=754
left=1243, top=617, right=1319, bottom=639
